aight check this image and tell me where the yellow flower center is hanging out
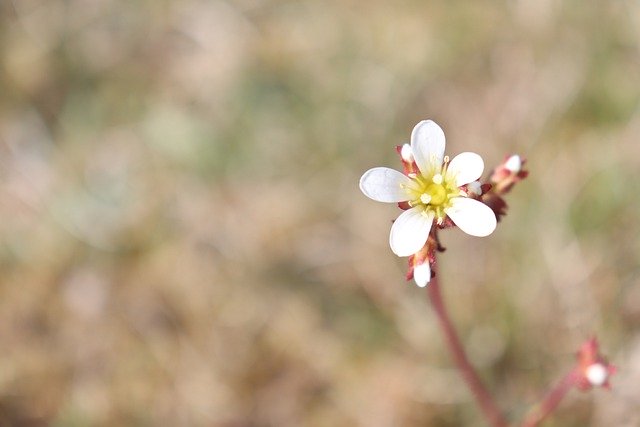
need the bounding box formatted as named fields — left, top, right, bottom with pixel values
left=404, top=170, right=463, bottom=222
left=425, top=183, right=447, bottom=205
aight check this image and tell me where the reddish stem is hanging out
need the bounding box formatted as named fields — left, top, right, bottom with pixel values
left=427, top=272, right=509, bottom=427
left=519, top=369, right=579, bottom=427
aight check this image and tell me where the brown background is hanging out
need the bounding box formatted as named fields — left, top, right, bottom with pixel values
left=1, top=1, right=639, bottom=426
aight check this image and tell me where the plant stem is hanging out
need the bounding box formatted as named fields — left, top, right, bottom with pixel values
left=427, top=270, right=508, bottom=427
left=519, top=369, right=578, bottom=427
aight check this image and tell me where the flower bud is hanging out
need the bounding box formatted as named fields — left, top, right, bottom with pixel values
left=489, top=154, right=528, bottom=195
left=504, top=155, right=522, bottom=173
left=574, top=337, right=616, bottom=391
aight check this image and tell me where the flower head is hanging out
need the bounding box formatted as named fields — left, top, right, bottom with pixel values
left=575, top=337, right=616, bottom=391
left=360, top=120, right=497, bottom=258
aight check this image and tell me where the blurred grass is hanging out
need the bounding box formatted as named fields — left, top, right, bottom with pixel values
left=1, top=0, right=640, bottom=426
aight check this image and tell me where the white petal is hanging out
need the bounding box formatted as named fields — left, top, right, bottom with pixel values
left=445, top=197, right=496, bottom=237
left=466, top=180, right=482, bottom=196
left=586, top=364, right=607, bottom=386
left=400, top=144, right=414, bottom=162
left=447, top=152, right=484, bottom=186
left=504, top=155, right=522, bottom=173
left=413, top=262, right=431, bottom=287
left=359, top=167, right=415, bottom=202
left=410, top=120, right=445, bottom=175
left=389, top=207, right=434, bottom=257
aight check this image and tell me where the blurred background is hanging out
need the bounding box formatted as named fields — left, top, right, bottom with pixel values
left=1, top=0, right=639, bottom=426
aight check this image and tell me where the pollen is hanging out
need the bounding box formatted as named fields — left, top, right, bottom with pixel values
left=420, top=194, right=432, bottom=204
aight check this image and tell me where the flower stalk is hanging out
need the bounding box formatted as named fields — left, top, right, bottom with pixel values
left=519, top=337, right=616, bottom=426
left=427, top=263, right=509, bottom=427
left=519, top=369, right=579, bottom=427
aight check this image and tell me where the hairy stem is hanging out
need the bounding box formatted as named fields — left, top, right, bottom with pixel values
left=427, top=270, right=508, bottom=427
left=519, top=369, right=578, bottom=427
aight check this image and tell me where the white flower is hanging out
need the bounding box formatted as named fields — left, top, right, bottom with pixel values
left=359, top=120, right=497, bottom=257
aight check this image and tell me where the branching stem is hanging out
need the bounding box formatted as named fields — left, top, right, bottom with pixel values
left=519, top=369, right=578, bottom=427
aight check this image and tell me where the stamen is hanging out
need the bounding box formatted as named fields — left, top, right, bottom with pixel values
left=432, top=174, right=443, bottom=184
left=412, top=175, right=428, bottom=188
left=442, top=156, right=450, bottom=174
left=420, top=194, right=432, bottom=204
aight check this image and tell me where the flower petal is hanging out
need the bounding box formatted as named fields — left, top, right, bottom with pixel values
left=447, top=152, right=484, bottom=186
left=466, top=180, right=482, bottom=196
left=504, top=155, right=522, bottom=173
left=445, top=197, right=497, bottom=237
left=413, top=262, right=431, bottom=288
left=586, top=364, right=608, bottom=387
left=389, top=207, right=434, bottom=257
left=359, top=167, right=415, bottom=202
left=411, top=120, right=445, bottom=175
